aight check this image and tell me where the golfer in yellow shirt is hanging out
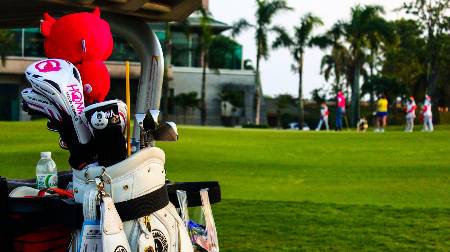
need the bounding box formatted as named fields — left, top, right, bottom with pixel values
left=376, top=94, right=388, bottom=132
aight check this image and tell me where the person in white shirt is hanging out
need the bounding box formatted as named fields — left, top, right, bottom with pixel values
left=316, top=102, right=329, bottom=131
left=405, top=96, right=417, bottom=132
left=422, top=95, right=433, bottom=132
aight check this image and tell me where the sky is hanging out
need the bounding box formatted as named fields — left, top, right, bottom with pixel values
left=209, top=0, right=408, bottom=98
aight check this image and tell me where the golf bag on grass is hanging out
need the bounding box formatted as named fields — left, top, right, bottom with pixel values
left=4, top=55, right=222, bottom=251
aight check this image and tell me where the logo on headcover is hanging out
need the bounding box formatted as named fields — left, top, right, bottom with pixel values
left=71, top=89, right=83, bottom=103
left=35, top=60, right=61, bottom=73
left=67, top=84, right=84, bottom=114
left=152, top=229, right=168, bottom=252
left=114, top=246, right=128, bottom=252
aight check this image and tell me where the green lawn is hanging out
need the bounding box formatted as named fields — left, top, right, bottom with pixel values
left=1, top=121, right=449, bottom=251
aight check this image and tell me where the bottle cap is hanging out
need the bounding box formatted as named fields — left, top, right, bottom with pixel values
left=40, top=152, right=51, bottom=159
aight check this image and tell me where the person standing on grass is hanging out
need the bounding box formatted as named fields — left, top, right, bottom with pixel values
left=422, top=95, right=434, bottom=132
left=335, top=91, right=346, bottom=131
left=316, top=102, right=329, bottom=131
left=405, top=96, right=417, bottom=132
left=375, top=94, right=388, bottom=132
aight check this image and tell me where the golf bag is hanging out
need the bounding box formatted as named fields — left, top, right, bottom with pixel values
left=11, top=58, right=221, bottom=251
left=70, top=147, right=193, bottom=252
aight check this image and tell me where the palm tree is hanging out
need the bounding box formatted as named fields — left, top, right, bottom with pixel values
left=272, top=13, right=323, bottom=126
left=199, top=8, right=213, bottom=125
left=232, top=0, right=292, bottom=125
left=340, top=5, right=390, bottom=126
left=365, top=17, right=395, bottom=111
left=313, top=23, right=349, bottom=93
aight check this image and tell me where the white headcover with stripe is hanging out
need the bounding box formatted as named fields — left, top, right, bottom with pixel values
left=21, top=88, right=62, bottom=122
left=25, top=59, right=91, bottom=144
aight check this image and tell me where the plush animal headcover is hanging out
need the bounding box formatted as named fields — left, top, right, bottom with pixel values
left=41, top=8, right=113, bottom=104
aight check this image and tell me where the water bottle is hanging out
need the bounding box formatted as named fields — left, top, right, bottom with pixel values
left=36, top=152, right=58, bottom=190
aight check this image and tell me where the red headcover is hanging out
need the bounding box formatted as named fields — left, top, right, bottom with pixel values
left=41, top=8, right=113, bottom=103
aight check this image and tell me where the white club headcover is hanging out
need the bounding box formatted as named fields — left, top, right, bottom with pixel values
left=21, top=88, right=63, bottom=122
left=8, top=186, right=49, bottom=198
left=81, top=99, right=128, bottom=135
left=100, top=196, right=131, bottom=252
left=25, top=59, right=91, bottom=144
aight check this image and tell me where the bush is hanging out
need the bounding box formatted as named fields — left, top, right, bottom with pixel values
left=242, top=124, right=270, bottom=129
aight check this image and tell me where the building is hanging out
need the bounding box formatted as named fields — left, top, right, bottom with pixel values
left=0, top=2, right=256, bottom=125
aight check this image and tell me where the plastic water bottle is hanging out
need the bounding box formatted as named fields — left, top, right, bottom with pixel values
left=36, top=152, right=58, bottom=190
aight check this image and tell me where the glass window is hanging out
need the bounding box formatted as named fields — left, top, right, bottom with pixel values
left=110, top=35, right=139, bottom=62
left=190, top=33, right=201, bottom=67
left=23, top=28, right=45, bottom=57
left=171, top=32, right=190, bottom=67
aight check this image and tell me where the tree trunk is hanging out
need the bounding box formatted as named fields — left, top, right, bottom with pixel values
left=350, top=59, right=361, bottom=127
left=428, top=47, right=440, bottom=124
left=200, top=48, right=207, bottom=125
left=255, top=50, right=262, bottom=125
left=298, top=55, right=305, bottom=126
left=161, top=23, right=171, bottom=120
left=369, top=60, right=375, bottom=112
left=335, top=70, right=341, bottom=94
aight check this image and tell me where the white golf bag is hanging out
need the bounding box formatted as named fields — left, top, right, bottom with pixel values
left=71, top=147, right=193, bottom=252
left=19, top=58, right=219, bottom=252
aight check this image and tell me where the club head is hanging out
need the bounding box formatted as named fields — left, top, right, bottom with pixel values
left=47, top=120, right=59, bottom=132
left=59, top=138, right=69, bottom=150
left=135, top=113, right=146, bottom=129
left=143, top=109, right=160, bottom=131
left=153, top=122, right=178, bottom=141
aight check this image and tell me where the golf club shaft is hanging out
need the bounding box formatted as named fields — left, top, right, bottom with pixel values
left=125, top=61, right=131, bottom=156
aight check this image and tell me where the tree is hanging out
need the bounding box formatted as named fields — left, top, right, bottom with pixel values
left=339, top=5, right=392, bottom=126
left=382, top=19, right=427, bottom=97
left=243, top=59, right=255, bottom=70
left=208, top=35, right=241, bottom=69
left=232, top=0, right=293, bottom=125
left=313, top=23, right=349, bottom=93
left=365, top=16, right=396, bottom=111
left=0, top=29, right=16, bottom=66
left=362, top=75, right=406, bottom=101
left=199, top=8, right=213, bottom=125
left=403, top=0, right=450, bottom=122
left=311, top=87, right=327, bottom=104
left=274, top=94, right=295, bottom=127
left=174, top=92, right=200, bottom=124
left=272, top=13, right=323, bottom=126
left=218, top=84, right=245, bottom=109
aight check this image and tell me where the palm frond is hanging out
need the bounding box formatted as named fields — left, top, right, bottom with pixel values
left=271, top=26, right=294, bottom=50
left=257, top=0, right=293, bottom=25
left=231, top=19, right=255, bottom=37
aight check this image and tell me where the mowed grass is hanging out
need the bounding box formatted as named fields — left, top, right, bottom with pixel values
left=0, top=120, right=449, bottom=251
